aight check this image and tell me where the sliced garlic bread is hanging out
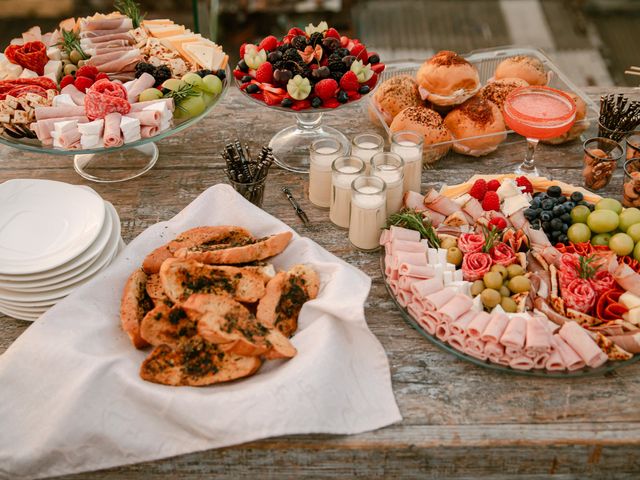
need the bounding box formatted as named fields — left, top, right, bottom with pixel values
left=120, top=269, right=153, bottom=349
left=140, top=303, right=197, bottom=347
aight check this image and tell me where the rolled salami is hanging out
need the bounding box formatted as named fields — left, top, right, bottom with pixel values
left=422, top=287, right=456, bottom=311
left=450, top=310, right=476, bottom=336
left=410, top=277, right=443, bottom=300
left=480, top=313, right=509, bottom=343
left=499, top=316, right=527, bottom=349
left=467, top=311, right=492, bottom=337
left=438, top=294, right=473, bottom=324
left=558, top=322, right=607, bottom=368
left=103, top=112, right=123, bottom=147
left=552, top=335, right=585, bottom=371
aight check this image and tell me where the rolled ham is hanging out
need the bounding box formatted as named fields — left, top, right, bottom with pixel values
left=422, top=287, right=456, bottom=311
left=379, top=229, right=391, bottom=246
left=397, top=289, right=413, bottom=308
left=558, top=322, right=608, bottom=368
left=129, top=98, right=175, bottom=112
left=398, top=276, right=423, bottom=291
left=398, top=264, right=435, bottom=278
left=509, top=209, right=527, bottom=229
left=545, top=349, right=566, bottom=371
left=450, top=311, right=476, bottom=336
left=480, top=313, right=509, bottom=343
left=524, top=316, right=552, bottom=356
left=500, top=316, right=527, bottom=349
left=411, top=277, right=443, bottom=300
left=389, top=225, right=421, bottom=243
left=418, top=314, right=438, bottom=335
left=140, top=125, right=159, bottom=138
left=505, top=346, right=522, bottom=357
left=467, top=311, right=492, bottom=338
left=388, top=279, right=399, bottom=295
left=90, top=49, right=141, bottom=74
left=80, top=26, right=133, bottom=38
left=423, top=188, right=462, bottom=216
left=403, top=191, right=425, bottom=210
left=392, top=251, right=427, bottom=269
left=407, top=301, right=423, bottom=321
left=103, top=112, right=123, bottom=147
left=436, top=322, right=450, bottom=341
left=509, top=356, right=534, bottom=370
left=552, top=334, right=585, bottom=371
left=448, top=334, right=466, bottom=351
left=125, top=73, right=157, bottom=103
left=56, top=124, right=81, bottom=148
left=60, top=84, right=86, bottom=106
left=35, top=105, right=86, bottom=121
left=464, top=345, right=488, bottom=361
left=612, top=263, right=640, bottom=296
left=484, top=341, right=504, bottom=360
left=464, top=336, right=485, bottom=355
left=32, top=116, right=88, bottom=142
left=438, top=294, right=473, bottom=324
left=391, top=239, right=427, bottom=255
left=533, top=353, right=550, bottom=369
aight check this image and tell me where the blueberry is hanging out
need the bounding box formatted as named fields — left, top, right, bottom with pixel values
left=551, top=230, right=562, bottom=240
left=368, top=54, right=380, bottom=65
left=524, top=208, right=538, bottom=220
left=241, top=75, right=252, bottom=83
left=561, top=213, right=572, bottom=224
left=540, top=211, right=552, bottom=222
left=542, top=221, right=552, bottom=232
left=565, top=201, right=575, bottom=211
left=550, top=218, right=564, bottom=231
left=531, top=219, right=542, bottom=230
left=245, top=83, right=259, bottom=94
left=561, top=223, right=569, bottom=233
left=359, top=85, right=371, bottom=95
left=577, top=200, right=589, bottom=207
left=311, top=97, right=323, bottom=108
left=547, top=186, right=562, bottom=197
left=337, top=90, right=349, bottom=103
left=215, top=69, right=226, bottom=80
left=238, top=60, right=249, bottom=72
left=570, top=191, right=584, bottom=203
left=533, top=192, right=545, bottom=199
left=558, top=234, right=569, bottom=244
left=557, top=196, right=567, bottom=204
left=281, top=98, right=293, bottom=108
left=552, top=205, right=565, bottom=217
left=542, top=199, right=555, bottom=210
left=530, top=198, right=541, bottom=208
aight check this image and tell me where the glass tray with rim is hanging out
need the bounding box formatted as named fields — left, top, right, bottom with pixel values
left=380, top=254, right=640, bottom=377
left=0, top=66, right=230, bottom=183
left=235, top=75, right=378, bottom=173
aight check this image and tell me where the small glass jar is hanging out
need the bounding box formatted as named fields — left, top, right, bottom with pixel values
left=309, top=138, right=345, bottom=208
left=623, top=158, right=640, bottom=208
left=370, top=152, right=404, bottom=215
left=626, top=132, right=640, bottom=161
left=582, top=137, right=623, bottom=191
left=330, top=156, right=365, bottom=228
left=227, top=177, right=266, bottom=207
left=391, top=130, right=423, bottom=193
left=351, top=133, right=384, bottom=173
left=597, top=121, right=634, bottom=144
left=349, top=175, right=387, bottom=251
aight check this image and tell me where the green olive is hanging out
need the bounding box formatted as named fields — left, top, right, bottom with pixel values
left=446, top=247, right=463, bottom=267
left=483, top=271, right=503, bottom=290
left=499, top=286, right=511, bottom=297
left=506, top=264, right=525, bottom=279
left=481, top=289, right=501, bottom=308
left=70, top=49, right=82, bottom=64
left=471, top=280, right=485, bottom=297
left=439, top=237, right=457, bottom=250
left=508, top=275, right=531, bottom=294
left=501, top=297, right=518, bottom=313
left=490, top=264, right=508, bottom=280
left=63, top=63, right=77, bottom=76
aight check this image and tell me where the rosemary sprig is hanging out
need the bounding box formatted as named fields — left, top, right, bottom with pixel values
left=481, top=225, right=501, bottom=253
left=162, top=83, right=200, bottom=113
left=386, top=209, right=440, bottom=248
left=576, top=255, right=599, bottom=280
left=115, top=0, right=146, bottom=28
left=57, top=29, right=88, bottom=60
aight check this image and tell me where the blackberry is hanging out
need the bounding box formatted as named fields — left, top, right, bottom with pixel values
left=330, top=70, right=343, bottom=82
left=196, top=69, right=213, bottom=78
left=322, top=37, right=340, bottom=52
left=329, top=60, right=347, bottom=73
left=283, top=49, right=303, bottom=63
left=337, top=48, right=350, bottom=58
left=277, top=44, right=290, bottom=53
left=215, top=69, right=226, bottom=80
left=311, top=97, right=323, bottom=108
left=328, top=53, right=342, bottom=64
left=291, top=35, right=308, bottom=51
left=135, top=62, right=155, bottom=78
left=342, top=55, right=356, bottom=68
left=153, top=65, right=171, bottom=86
left=272, top=60, right=285, bottom=71
left=309, top=32, right=323, bottom=47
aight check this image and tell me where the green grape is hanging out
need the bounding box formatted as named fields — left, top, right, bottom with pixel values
left=483, top=272, right=504, bottom=290
left=628, top=223, right=640, bottom=243
left=634, top=241, right=640, bottom=262
left=201, top=74, right=223, bottom=95
left=587, top=209, right=619, bottom=233
left=508, top=275, right=531, bottom=293
left=619, top=208, right=640, bottom=232
left=182, top=72, right=204, bottom=89
left=570, top=205, right=590, bottom=224
left=139, top=88, right=163, bottom=102
left=595, top=198, right=623, bottom=214
left=175, top=94, right=206, bottom=118
left=609, top=233, right=635, bottom=256
left=162, top=78, right=185, bottom=91
left=591, top=233, right=612, bottom=246
left=567, top=223, right=591, bottom=244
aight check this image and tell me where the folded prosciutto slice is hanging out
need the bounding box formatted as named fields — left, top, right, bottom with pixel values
left=438, top=294, right=473, bottom=323
left=423, top=209, right=446, bottom=227
left=558, top=321, right=607, bottom=368
left=462, top=197, right=484, bottom=222
left=423, top=188, right=462, bottom=216
left=403, top=191, right=425, bottom=210
left=552, top=334, right=585, bottom=371
left=81, top=15, right=133, bottom=31
left=499, top=316, right=527, bottom=349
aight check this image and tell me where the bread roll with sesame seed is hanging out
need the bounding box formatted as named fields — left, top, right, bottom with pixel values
left=479, top=77, right=529, bottom=112
left=390, top=105, right=451, bottom=163
left=416, top=51, right=481, bottom=107
left=370, top=75, right=423, bottom=125
left=494, top=55, right=548, bottom=86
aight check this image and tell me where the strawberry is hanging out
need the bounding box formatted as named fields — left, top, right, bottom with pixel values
left=263, top=89, right=285, bottom=106
left=255, top=62, right=273, bottom=84
left=259, top=35, right=278, bottom=52
left=239, top=43, right=247, bottom=57
left=95, top=72, right=109, bottom=81
left=469, top=179, right=487, bottom=200
left=76, top=65, right=98, bottom=79
left=339, top=71, right=359, bottom=92
left=74, top=76, right=93, bottom=93
left=489, top=217, right=507, bottom=231
left=340, top=36, right=349, bottom=48
left=515, top=176, right=533, bottom=194
left=325, top=28, right=340, bottom=39
left=363, top=72, right=378, bottom=89
left=60, top=74, right=75, bottom=89
left=291, top=99, right=311, bottom=111
left=350, top=43, right=368, bottom=61
left=288, top=27, right=306, bottom=37
left=346, top=90, right=361, bottom=101
left=487, top=179, right=501, bottom=192
left=482, top=191, right=500, bottom=211
left=371, top=63, right=385, bottom=74
left=233, top=69, right=245, bottom=80
left=314, top=78, right=338, bottom=100
left=322, top=98, right=340, bottom=108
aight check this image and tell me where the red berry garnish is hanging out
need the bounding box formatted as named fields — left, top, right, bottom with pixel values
left=487, top=179, right=501, bottom=191
left=515, top=176, right=534, bottom=194
left=95, top=72, right=109, bottom=81
left=469, top=179, right=487, bottom=201
left=339, top=71, right=359, bottom=92
left=314, top=78, right=339, bottom=101
left=482, top=191, right=500, bottom=211
left=259, top=35, right=278, bottom=52
left=489, top=216, right=507, bottom=231
left=60, top=74, right=75, bottom=89
left=76, top=65, right=99, bottom=79
left=73, top=76, right=93, bottom=93
left=255, top=62, right=273, bottom=84
left=325, top=28, right=340, bottom=39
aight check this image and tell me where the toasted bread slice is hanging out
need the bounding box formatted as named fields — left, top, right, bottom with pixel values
left=175, top=231, right=293, bottom=265
left=140, top=304, right=197, bottom=347
left=182, top=293, right=297, bottom=359
left=120, top=269, right=153, bottom=349
left=257, top=264, right=320, bottom=337
left=140, top=337, right=262, bottom=386
left=142, top=226, right=254, bottom=274
left=145, top=273, right=171, bottom=306
left=159, top=258, right=267, bottom=303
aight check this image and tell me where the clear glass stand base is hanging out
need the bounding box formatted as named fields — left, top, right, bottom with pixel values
left=269, top=112, right=350, bottom=173
left=514, top=163, right=540, bottom=177
left=73, top=142, right=159, bottom=183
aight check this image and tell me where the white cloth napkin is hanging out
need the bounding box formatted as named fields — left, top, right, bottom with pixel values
left=0, top=184, right=401, bottom=479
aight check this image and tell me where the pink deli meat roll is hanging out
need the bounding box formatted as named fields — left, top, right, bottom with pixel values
left=552, top=334, right=585, bottom=371
left=485, top=342, right=505, bottom=364
left=397, top=289, right=413, bottom=308
left=103, top=112, right=123, bottom=147
left=558, top=322, right=607, bottom=368
left=57, top=125, right=81, bottom=148
left=499, top=316, right=527, bottom=350
left=450, top=310, right=476, bottom=336
left=35, top=105, right=86, bottom=121
left=467, top=311, right=492, bottom=337
left=398, top=275, right=423, bottom=291
left=32, top=115, right=88, bottom=142
left=60, top=84, right=86, bottom=105
left=140, top=125, right=159, bottom=138
left=505, top=346, right=522, bottom=357
left=389, top=225, right=420, bottom=243
left=545, top=349, right=566, bottom=371
left=480, top=313, right=509, bottom=343
left=379, top=229, right=391, bottom=246
left=435, top=322, right=450, bottom=341
left=410, top=277, right=443, bottom=300
left=464, top=336, right=486, bottom=356
left=407, top=301, right=423, bottom=321
left=417, top=314, right=437, bottom=335
left=391, top=239, right=427, bottom=255
left=392, top=251, right=426, bottom=269
left=464, top=345, right=488, bottom=361
left=448, top=334, right=466, bottom=352
left=388, top=279, right=399, bottom=295
left=524, top=315, right=552, bottom=356
left=509, top=356, right=534, bottom=370
left=422, top=286, right=456, bottom=311
left=126, top=73, right=157, bottom=104
left=398, top=264, right=435, bottom=278
left=533, top=353, right=550, bottom=369
left=129, top=98, right=175, bottom=112
left=438, top=294, right=473, bottom=324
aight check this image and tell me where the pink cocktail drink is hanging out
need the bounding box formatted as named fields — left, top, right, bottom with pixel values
left=503, top=86, right=576, bottom=176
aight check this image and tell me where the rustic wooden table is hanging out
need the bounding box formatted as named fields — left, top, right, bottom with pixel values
left=1, top=87, right=639, bottom=479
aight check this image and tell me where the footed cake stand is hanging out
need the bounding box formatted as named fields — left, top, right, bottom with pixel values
left=0, top=67, right=229, bottom=183
left=236, top=81, right=376, bottom=173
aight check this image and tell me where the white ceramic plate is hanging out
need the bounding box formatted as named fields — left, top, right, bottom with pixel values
left=0, top=179, right=105, bottom=274
left=0, top=305, right=41, bottom=321
left=0, top=203, right=121, bottom=292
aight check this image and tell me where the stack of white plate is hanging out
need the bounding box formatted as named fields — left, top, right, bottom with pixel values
left=0, top=179, right=124, bottom=321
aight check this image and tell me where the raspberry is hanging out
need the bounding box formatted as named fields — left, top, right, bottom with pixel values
left=325, top=28, right=340, bottom=39
left=350, top=43, right=368, bottom=61
left=487, top=179, right=501, bottom=191
left=482, top=191, right=500, bottom=211
left=469, top=179, right=487, bottom=200
left=259, top=35, right=278, bottom=52
left=74, top=76, right=93, bottom=93
left=489, top=217, right=507, bottom=231
left=287, top=27, right=306, bottom=37
left=314, top=78, right=338, bottom=100
left=60, top=74, right=75, bottom=89
left=339, top=71, right=359, bottom=91
left=255, top=62, right=273, bottom=84
left=516, top=176, right=534, bottom=194
left=95, top=72, right=109, bottom=81
left=76, top=65, right=98, bottom=79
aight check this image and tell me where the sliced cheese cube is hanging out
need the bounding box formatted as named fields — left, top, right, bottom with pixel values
left=80, top=134, right=103, bottom=149
left=147, top=24, right=185, bottom=38
left=449, top=281, right=471, bottom=297
left=443, top=270, right=453, bottom=285
left=182, top=41, right=227, bottom=70
left=44, top=60, right=62, bottom=81
left=53, top=119, right=78, bottom=136
left=502, top=194, right=530, bottom=217
left=619, top=292, right=640, bottom=310
left=624, top=307, right=640, bottom=325
left=19, top=68, right=37, bottom=79
left=46, top=46, right=61, bottom=60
